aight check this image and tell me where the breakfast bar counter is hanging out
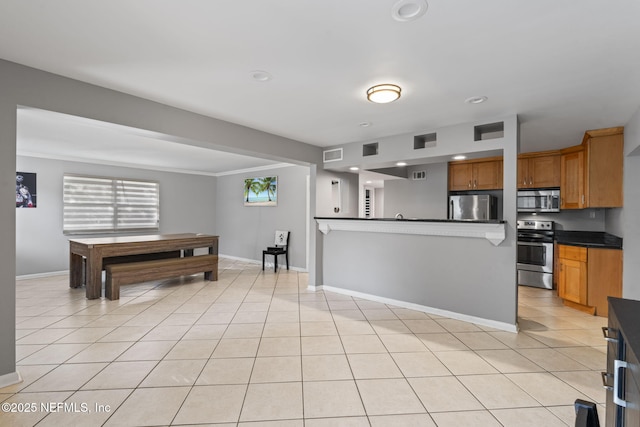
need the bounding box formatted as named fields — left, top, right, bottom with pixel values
left=314, top=217, right=517, bottom=332
left=315, top=217, right=507, bottom=246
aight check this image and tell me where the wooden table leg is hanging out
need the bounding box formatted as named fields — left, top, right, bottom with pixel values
left=85, top=253, right=103, bottom=299
left=69, top=253, right=84, bottom=288
left=205, top=245, right=218, bottom=281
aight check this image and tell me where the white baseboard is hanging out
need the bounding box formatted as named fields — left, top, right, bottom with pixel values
left=15, top=255, right=308, bottom=281
left=16, top=270, right=68, bottom=281
left=0, top=371, right=22, bottom=388
left=219, top=254, right=307, bottom=272
left=314, top=284, right=518, bottom=333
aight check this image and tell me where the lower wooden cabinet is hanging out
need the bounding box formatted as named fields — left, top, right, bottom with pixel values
left=557, top=245, right=622, bottom=316
left=557, top=246, right=588, bottom=306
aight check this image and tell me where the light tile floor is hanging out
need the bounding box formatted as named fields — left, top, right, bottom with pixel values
left=1, top=258, right=608, bottom=426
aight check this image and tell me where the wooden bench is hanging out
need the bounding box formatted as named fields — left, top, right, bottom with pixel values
left=105, top=254, right=218, bottom=300
left=102, top=250, right=181, bottom=269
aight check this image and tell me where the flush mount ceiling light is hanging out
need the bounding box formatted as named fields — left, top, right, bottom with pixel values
left=367, top=84, right=402, bottom=104
left=392, top=0, right=428, bottom=22
left=464, top=96, right=488, bottom=104
left=250, top=70, right=273, bottom=82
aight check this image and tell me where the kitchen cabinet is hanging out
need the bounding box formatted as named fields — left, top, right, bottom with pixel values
left=560, top=127, right=624, bottom=209
left=557, top=245, right=588, bottom=307
left=557, top=244, right=622, bottom=316
left=448, top=156, right=502, bottom=191
left=517, top=151, right=561, bottom=189
left=605, top=298, right=640, bottom=427
left=560, top=148, right=585, bottom=209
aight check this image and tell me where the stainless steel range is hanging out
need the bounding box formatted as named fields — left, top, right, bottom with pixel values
left=517, top=220, right=554, bottom=289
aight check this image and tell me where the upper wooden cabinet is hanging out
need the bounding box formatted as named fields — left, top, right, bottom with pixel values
left=448, top=157, right=502, bottom=191
left=560, top=148, right=585, bottom=209
left=560, top=127, right=623, bottom=209
left=517, top=151, right=561, bottom=189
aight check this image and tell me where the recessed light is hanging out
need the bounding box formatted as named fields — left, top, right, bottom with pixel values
left=366, top=181, right=372, bottom=184
left=396, top=162, right=407, bottom=166
left=453, top=155, right=466, bottom=160
left=367, top=84, right=402, bottom=103
left=359, top=122, right=372, bottom=127
left=464, top=96, right=487, bottom=104
left=392, top=0, right=428, bottom=22
left=251, top=70, right=273, bottom=82
left=349, top=167, right=359, bottom=171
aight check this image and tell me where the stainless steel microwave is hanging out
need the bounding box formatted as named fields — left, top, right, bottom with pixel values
left=517, top=189, right=560, bottom=212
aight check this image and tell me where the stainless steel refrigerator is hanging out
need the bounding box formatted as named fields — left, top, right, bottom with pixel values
left=448, top=195, right=497, bottom=220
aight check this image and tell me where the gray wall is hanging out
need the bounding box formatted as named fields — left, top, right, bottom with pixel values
left=382, top=163, right=448, bottom=219
left=319, top=115, right=519, bottom=327
left=215, top=165, right=309, bottom=269
left=0, top=59, right=321, bottom=382
left=315, top=169, right=359, bottom=217
left=323, top=230, right=517, bottom=326
left=16, top=155, right=217, bottom=276
left=620, top=107, right=640, bottom=299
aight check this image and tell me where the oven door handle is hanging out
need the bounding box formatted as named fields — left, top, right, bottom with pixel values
left=517, top=241, right=552, bottom=246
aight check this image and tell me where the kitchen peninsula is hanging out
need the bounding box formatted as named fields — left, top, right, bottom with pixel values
left=315, top=217, right=516, bottom=332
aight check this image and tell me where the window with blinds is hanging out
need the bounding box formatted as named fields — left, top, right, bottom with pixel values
left=63, top=175, right=159, bottom=233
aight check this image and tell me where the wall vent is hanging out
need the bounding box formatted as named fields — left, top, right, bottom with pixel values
left=412, top=170, right=427, bottom=180
left=362, top=142, right=379, bottom=157
left=323, top=148, right=343, bottom=163
left=474, top=122, right=504, bottom=141
left=414, top=133, right=437, bottom=149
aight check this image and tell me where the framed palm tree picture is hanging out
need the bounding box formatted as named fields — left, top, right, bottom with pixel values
left=244, top=176, right=277, bottom=206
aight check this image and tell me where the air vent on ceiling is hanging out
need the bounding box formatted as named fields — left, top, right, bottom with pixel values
left=323, top=148, right=343, bottom=163
left=412, top=170, right=426, bottom=180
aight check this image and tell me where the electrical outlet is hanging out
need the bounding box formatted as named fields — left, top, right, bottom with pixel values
left=589, top=210, right=596, bottom=219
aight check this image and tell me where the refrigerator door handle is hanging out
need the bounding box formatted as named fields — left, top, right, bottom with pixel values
left=614, top=359, right=628, bottom=408
left=449, top=200, right=453, bottom=220
left=602, top=326, right=618, bottom=343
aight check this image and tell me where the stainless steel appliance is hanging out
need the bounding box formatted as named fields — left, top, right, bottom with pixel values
left=448, top=195, right=497, bottom=220
left=517, top=189, right=560, bottom=213
left=517, top=220, right=554, bottom=289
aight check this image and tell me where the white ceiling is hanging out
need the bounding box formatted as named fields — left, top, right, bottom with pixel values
left=3, top=0, right=640, bottom=174
left=16, top=107, right=287, bottom=176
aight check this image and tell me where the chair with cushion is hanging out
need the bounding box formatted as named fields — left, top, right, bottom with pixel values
left=262, top=230, right=289, bottom=272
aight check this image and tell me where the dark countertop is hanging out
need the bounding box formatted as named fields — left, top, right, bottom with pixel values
left=314, top=217, right=506, bottom=224
left=555, top=230, right=623, bottom=250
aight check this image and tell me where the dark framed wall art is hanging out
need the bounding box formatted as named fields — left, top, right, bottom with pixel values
left=16, top=172, right=37, bottom=208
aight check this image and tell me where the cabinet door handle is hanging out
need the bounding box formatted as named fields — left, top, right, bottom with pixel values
left=468, top=180, right=471, bottom=188
left=474, top=179, right=477, bottom=188
left=529, top=177, right=533, bottom=185
left=581, top=194, right=585, bottom=205
left=601, top=371, right=613, bottom=391
left=614, top=359, right=629, bottom=408
left=602, top=326, right=618, bottom=343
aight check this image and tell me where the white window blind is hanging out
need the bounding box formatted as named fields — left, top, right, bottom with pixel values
left=63, top=175, right=159, bottom=233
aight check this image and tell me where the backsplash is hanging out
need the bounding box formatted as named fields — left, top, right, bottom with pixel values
left=518, top=208, right=605, bottom=231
